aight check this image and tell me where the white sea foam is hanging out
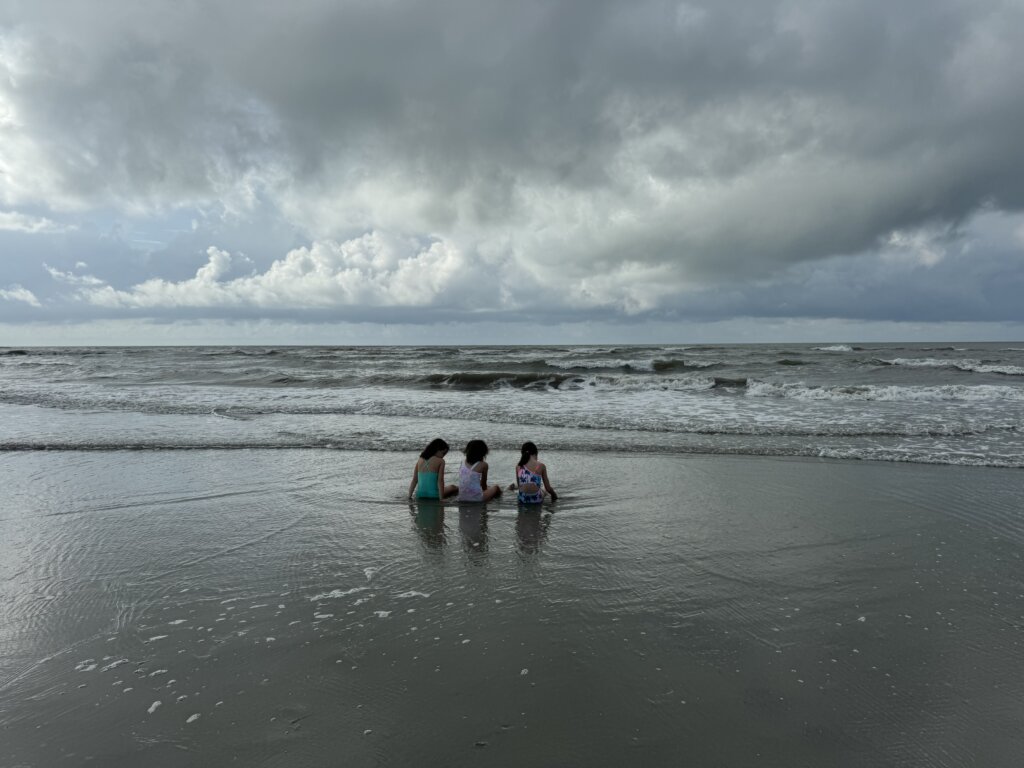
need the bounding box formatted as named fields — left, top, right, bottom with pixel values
left=813, top=345, right=853, bottom=352
left=746, top=380, right=1024, bottom=402
left=396, top=591, right=431, bottom=598
left=962, top=363, right=1024, bottom=375
left=880, top=358, right=1024, bottom=376
left=569, top=375, right=716, bottom=393
left=147, top=701, right=161, bottom=714
left=546, top=358, right=656, bottom=371
left=310, top=587, right=369, bottom=601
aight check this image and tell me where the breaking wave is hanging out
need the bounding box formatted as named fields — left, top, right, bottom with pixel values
left=877, top=358, right=1024, bottom=376
left=746, top=381, right=1024, bottom=402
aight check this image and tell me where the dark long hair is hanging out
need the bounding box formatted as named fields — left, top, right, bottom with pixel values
left=518, top=441, right=538, bottom=467
left=420, top=438, right=449, bottom=460
left=464, top=439, right=489, bottom=464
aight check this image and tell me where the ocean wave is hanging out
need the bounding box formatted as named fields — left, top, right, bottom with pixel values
left=421, top=371, right=584, bottom=390
left=574, top=375, right=716, bottom=392
left=746, top=381, right=1024, bottom=402
left=813, top=345, right=853, bottom=352
left=402, top=368, right=718, bottom=390
left=811, top=447, right=1023, bottom=468
left=653, top=358, right=718, bottom=372
left=0, top=440, right=336, bottom=451
left=545, top=357, right=718, bottom=374
left=161, top=364, right=719, bottom=389
left=712, top=377, right=748, bottom=389
left=877, top=358, right=1024, bottom=376
left=544, top=358, right=656, bottom=372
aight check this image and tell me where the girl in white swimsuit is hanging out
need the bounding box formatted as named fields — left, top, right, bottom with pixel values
left=457, top=440, right=502, bottom=502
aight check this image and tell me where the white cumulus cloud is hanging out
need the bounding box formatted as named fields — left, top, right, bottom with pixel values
left=75, top=234, right=508, bottom=311
left=0, top=210, right=70, bottom=233
left=0, top=284, right=40, bottom=306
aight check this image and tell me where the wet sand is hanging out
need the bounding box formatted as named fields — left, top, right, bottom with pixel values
left=1, top=450, right=1023, bottom=766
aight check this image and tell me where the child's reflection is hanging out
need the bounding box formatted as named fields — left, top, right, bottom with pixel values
left=457, top=504, right=488, bottom=556
left=409, top=501, right=447, bottom=549
left=515, top=508, right=552, bottom=555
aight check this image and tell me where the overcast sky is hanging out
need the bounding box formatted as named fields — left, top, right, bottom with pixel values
left=2, top=0, right=1023, bottom=344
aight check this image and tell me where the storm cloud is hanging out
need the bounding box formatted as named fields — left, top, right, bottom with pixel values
left=1, top=0, right=1023, bottom=339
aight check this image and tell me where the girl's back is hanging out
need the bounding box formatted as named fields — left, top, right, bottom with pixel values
left=458, top=461, right=484, bottom=502
left=416, top=456, right=444, bottom=499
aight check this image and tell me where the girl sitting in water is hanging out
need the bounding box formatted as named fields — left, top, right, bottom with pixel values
left=458, top=440, right=502, bottom=502
left=409, top=438, right=458, bottom=499
left=514, top=441, right=558, bottom=504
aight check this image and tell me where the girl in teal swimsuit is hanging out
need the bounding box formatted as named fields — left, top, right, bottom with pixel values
left=409, top=438, right=458, bottom=499
left=514, top=441, right=558, bottom=504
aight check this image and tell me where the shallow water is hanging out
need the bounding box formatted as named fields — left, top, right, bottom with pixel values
left=2, top=450, right=1022, bottom=766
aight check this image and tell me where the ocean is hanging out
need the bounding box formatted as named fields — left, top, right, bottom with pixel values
left=2, top=343, right=1023, bottom=766
left=2, top=342, right=1024, bottom=466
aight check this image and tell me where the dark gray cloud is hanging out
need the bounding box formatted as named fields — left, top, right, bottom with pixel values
left=1, top=0, right=1023, bottom=336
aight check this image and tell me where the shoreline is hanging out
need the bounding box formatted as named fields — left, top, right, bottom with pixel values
left=3, top=433, right=1023, bottom=471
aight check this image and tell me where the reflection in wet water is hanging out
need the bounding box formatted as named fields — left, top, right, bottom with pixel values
left=408, top=500, right=555, bottom=558
left=457, top=505, right=488, bottom=556
left=515, top=508, right=552, bottom=555
left=410, top=501, right=447, bottom=549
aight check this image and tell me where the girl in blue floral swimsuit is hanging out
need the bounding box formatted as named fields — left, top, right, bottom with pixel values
left=514, top=441, right=558, bottom=504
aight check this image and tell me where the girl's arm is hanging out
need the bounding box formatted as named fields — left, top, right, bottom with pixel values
left=408, top=462, right=419, bottom=498
left=436, top=459, right=446, bottom=498
left=540, top=464, right=558, bottom=501
left=479, top=461, right=488, bottom=490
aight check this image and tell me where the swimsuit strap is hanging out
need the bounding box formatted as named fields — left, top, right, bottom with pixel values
left=518, top=464, right=541, bottom=481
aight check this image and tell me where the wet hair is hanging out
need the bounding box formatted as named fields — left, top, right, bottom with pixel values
left=464, top=439, right=489, bottom=464
left=420, top=438, right=449, bottom=460
left=518, top=441, right=538, bottom=467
